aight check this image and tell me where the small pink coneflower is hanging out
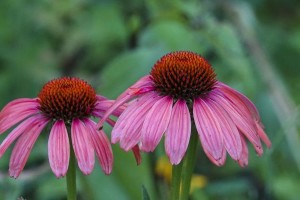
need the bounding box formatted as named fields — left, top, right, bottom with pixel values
left=0, top=77, right=140, bottom=178
left=98, top=51, right=271, bottom=166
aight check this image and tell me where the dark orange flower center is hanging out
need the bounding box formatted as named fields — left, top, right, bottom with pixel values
left=150, top=51, right=216, bottom=100
left=38, top=77, right=97, bottom=122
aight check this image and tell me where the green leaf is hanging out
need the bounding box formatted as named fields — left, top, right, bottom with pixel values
left=142, top=185, right=151, bottom=200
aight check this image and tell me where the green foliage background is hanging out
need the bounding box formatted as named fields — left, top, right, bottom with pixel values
left=1, top=0, right=300, bottom=199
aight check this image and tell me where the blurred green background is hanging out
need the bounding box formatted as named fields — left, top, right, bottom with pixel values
left=0, top=0, right=300, bottom=199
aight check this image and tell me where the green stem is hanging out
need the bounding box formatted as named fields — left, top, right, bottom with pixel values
left=170, top=161, right=183, bottom=200
left=66, top=142, right=77, bottom=200
left=180, top=128, right=199, bottom=200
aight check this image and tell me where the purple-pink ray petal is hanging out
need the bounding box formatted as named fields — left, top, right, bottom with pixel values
left=212, top=87, right=266, bottom=155
left=141, top=96, right=173, bottom=152
left=193, top=98, right=224, bottom=163
left=110, top=98, right=140, bottom=144
left=48, top=120, right=70, bottom=178
left=83, top=119, right=113, bottom=175
left=165, top=99, right=191, bottom=165
left=256, top=122, right=271, bottom=148
left=96, top=75, right=154, bottom=129
left=238, top=136, right=249, bottom=167
left=9, top=117, right=48, bottom=178
left=0, top=98, right=39, bottom=116
left=93, top=99, right=127, bottom=118
left=96, top=95, right=107, bottom=101
left=206, top=97, right=242, bottom=161
left=118, top=92, right=160, bottom=151
left=0, top=115, right=49, bottom=158
left=202, top=144, right=226, bottom=166
left=117, top=75, right=154, bottom=100
left=216, top=82, right=260, bottom=120
left=71, top=119, right=95, bottom=175
left=0, top=98, right=40, bottom=134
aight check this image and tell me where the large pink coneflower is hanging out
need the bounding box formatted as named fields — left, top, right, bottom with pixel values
left=98, top=51, right=271, bottom=166
left=0, top=77, right=140, bottom=178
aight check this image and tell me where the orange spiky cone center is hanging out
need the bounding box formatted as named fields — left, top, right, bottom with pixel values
left=38, top=77, right=97, bottom=122
left=151, top=51, right=216, bottom=100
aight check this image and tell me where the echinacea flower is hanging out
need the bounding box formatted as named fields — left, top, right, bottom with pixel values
left=0, top=77, right=140, bottom=178
left=98, top=51, right=271, bottom=166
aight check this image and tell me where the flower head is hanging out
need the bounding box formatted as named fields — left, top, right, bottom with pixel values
left=98, top=51, right=271, bottom=166
left=0, top=77, right=140, bottom=178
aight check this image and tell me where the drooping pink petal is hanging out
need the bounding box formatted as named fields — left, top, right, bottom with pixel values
left=93, top=99, right=127, bottom=118
left=96, top=75, right=154, bottom=129
left=96, top=95, right=136, bottom=130
left=71, top=119, right=95, bottom=175
left=202, top=144, right=226, bottom=166
left=212, top=87, right=264, bottom=155
left=165, top=99, right=191, bottom=165
left=83, top=119, right=113, bottom=175
left=205, top=96, right=242, bottom=161
left=48, top=120, right=70, bottom=178
left=9, top=116, right=48, bottom=178
left=132, top=144, right=142, bottom=165
left=141, top=96, right=173, bottom=152
left=216, top=82, right=260, bottom=120
left=193, top=97, right=224, bottom=165
left=117, top=75, right=154, bottom=100
left=256, top=122, right=271, bottom=148
left=0, top=115, right=49, bottom=158
left=0, top=98, right=40, bottom=134
left=96, top=95, right=108, bottom=101
left=238, top=136, right=249, bottom=167
left=110, top=98, right=140, bottom=144
left=103, top=118, right=117, bottom=128
left=118, top=92, right=160, bottom=151
left=0, top=98, right=39, bottom=117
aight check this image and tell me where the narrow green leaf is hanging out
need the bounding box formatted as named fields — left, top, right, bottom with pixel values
left=142, top=185, right=151, bottom=200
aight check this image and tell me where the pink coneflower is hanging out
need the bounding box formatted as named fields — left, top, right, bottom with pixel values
left=0, top=77, right=140, bottom=178
left=98, top=51, right=271, bottom=166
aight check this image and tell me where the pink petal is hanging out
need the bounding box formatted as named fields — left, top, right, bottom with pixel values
left=238, top=136, right=249, bottom=167
left=96, top=95, right=108, bottom=101
left=0, top=98, right=40, bottom=134
left=132, top=144, right=142, bottom=165
left=165, top=99, right=191, bottom=165
left=96, top=94, right=136, bottom=130
left=216, top=82, right=260, bottom=120
left=117, top=75, right=154, bottom=100
left=193, top=98, right=224, bottom=165
left=256, top=122, right=271, bottom=148
left=93, top=99, right=127, bottom=118
left=96, top=75, right=154, bottom=129
left=140, top=96, right=173, bottom=152
left=205, top=97, right=242, bottom=161
left=110, top=98, right=140, bottom=144
left=212, top=87, right=264, bottom=155
left=9, top=116, right=48, bottom=178
left=202, top=144, right=226, bottom=166
left=118, top=92, right=160, bottom=151
left=83, top=119, right=113, bottom=175
left=104, top=118, right=117, bottom=127
left=71, top=119, right=95, bottom=175
left=0, top=115, right=48, bottom=158
left=48, top=120, right=70, bottom=178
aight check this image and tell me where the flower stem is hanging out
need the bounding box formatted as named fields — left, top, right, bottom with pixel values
left=180, top=128, right=199, bottom=200
left=170, top=161, right=183, bottom=200
left=67, top=143, right=77, bottom=200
